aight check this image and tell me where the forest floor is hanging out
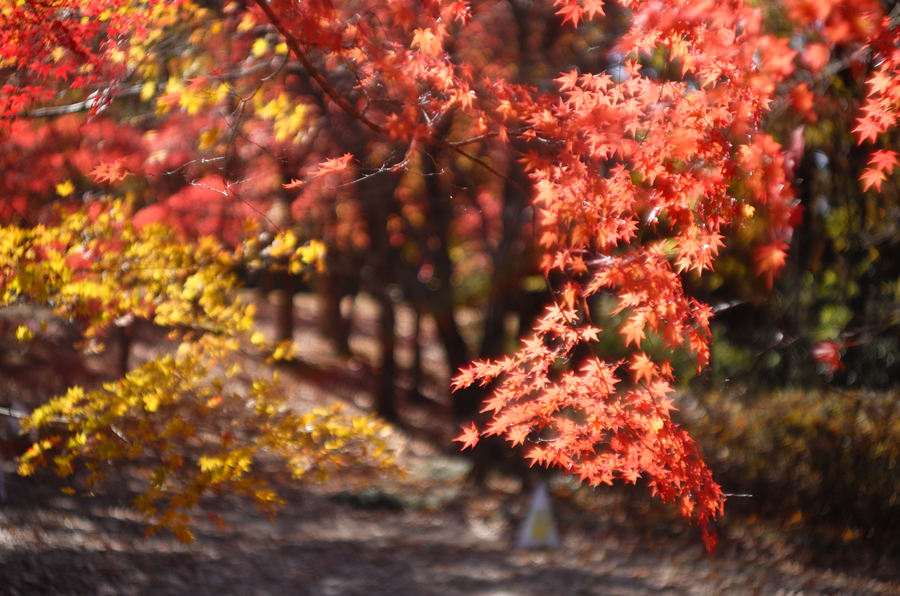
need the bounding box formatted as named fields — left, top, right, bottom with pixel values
left=2, top=292, right=900, bottom=596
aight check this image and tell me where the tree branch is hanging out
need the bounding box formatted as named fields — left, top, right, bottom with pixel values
left=1, top=85, right=142, bottom=119
left=253, top=0, right=528, bottom=195
left=252, top=0, right=385, bottom=135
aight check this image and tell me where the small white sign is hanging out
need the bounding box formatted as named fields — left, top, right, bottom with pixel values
left=516, top=482, right=560, bottom=549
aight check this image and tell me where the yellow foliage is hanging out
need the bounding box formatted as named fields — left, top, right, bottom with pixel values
left=2, top=200, right=394, bottom=542
left=198, top=127, right=219, bottom=149
left=55, top=180, right=75, bottom=197
left=140, top=81, right=157, bottom=101
left=251, top=37, right=269, bottom=58
left=255, top=92, right=308, bottom=143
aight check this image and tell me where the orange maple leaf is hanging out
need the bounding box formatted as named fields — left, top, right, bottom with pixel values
left=702, top=530, right=719, bottom=555
left=853, top=117, right=884, bottom=144
left=811, top=340, right=844, bottom=375
left=557, top=69, right=579, bottom=92
left=861, top=150, right=898, bottom=191
left=555, top=1, right=583, bottom=26
left=316, top=153, right=355, bottom=176
left=754, top=240, right=789, bottom=288
left=630, top=353, right=656, bottom=385
left=861, top=167, right=887, bottom=191
left=582, top=0, right=605, bottom=19
left=759, top=36, right=797, bottom=78
left=506, top=425, right=530, bottom=446
left=801, top=43, right=830, bottom=73
left=454, top=423, right=480, bottom=450
left=411, top=27, right=442, bottom=57
left=452, top=367, right=476, bottom=390
left=91, top=160, right=129, bottom=184
left=868, top=149, right=898, bottom=172
left=621, top=314, right=646, bottom=347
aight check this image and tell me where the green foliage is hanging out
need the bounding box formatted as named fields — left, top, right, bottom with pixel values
left=0, top=201, right=393, bottom=541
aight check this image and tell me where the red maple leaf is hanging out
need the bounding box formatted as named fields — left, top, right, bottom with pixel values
left=868, top=149, right=898, bottom=173
left=754, top=241, right=789, bottom=288
left=853, top=117, right=884, bottom=144
left=557, top=69, right=579, bottom=92
left=862, top=150, right=898, bottom=191
left=802, top=43, right=830, bottom=73
left=454, top=423, right=480, bottom=450
left=452, top=367, right=476, bottom=390
left=861, top=167, right=887, bottom=191
left=315, top=153, right=355, bottom=176
left=555, top=1, right=583, bottom=26
left=702, top=530, right=719, bottom=555
left=582, top=0, right=605, bottom=19
left=91, top=160, right=130, bottom=184
left=811, top=340, right=844, bottom=375
left=630, top=353, right=656, bottom=385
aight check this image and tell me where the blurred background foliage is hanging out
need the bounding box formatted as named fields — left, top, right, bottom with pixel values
left=673, top=0, right=900, bottom=547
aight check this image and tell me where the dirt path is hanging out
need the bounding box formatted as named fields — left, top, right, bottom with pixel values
left=2, top=293, right=900, bottom=595
left=2, top=456, right=899, bottom=596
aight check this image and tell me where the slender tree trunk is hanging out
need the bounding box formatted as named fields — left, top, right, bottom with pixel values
left=353, top=163, right=401, bottom=421
left=411, top=307, right=422, bottom=393
left=115, top=323, right=131, bottom=377
left=316, top=262, right=353, bottom=355
left=375, top=286, right=398, bottom=422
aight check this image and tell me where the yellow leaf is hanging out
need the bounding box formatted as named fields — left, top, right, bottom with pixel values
left=411, top=28, right=441, bottom=57
left=198, top=127, right=220, bottom=150
left=275, top=42, right=288, bottom=55
left=271, top=340, right=294, bottom=360
left=237, top=12, right=256, bottom=32
left=15, top=325, right=34, bottom=342
left=144, top=394, right=160, bottom=412
left=198, top=455, right=221, bottom=472
left=56, top=180, right=75, bottom=197
left=252, top=38, right=268, bottom=58
left=141, top=81, right=157, bottom=101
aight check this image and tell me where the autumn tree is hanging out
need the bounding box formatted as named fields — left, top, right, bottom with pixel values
left=3, top=0, right=900, bottom=549
left=0, top=0, right=395, bottom=539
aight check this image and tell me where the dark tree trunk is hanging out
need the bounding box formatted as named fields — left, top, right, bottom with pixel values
left=115, top=323, right=132, bottom=377
left=375, top=288, right=398, bottom=422
left=354, top=164, right=401, bottom=421
left=316, top=262, right=355, bottom=355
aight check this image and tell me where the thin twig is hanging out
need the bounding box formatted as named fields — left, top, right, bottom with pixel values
left=0, top=406, right=30, bottom=420
left=253, top=0, right=529, bottom=195
left=253, top=0, right=384, bottom=135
